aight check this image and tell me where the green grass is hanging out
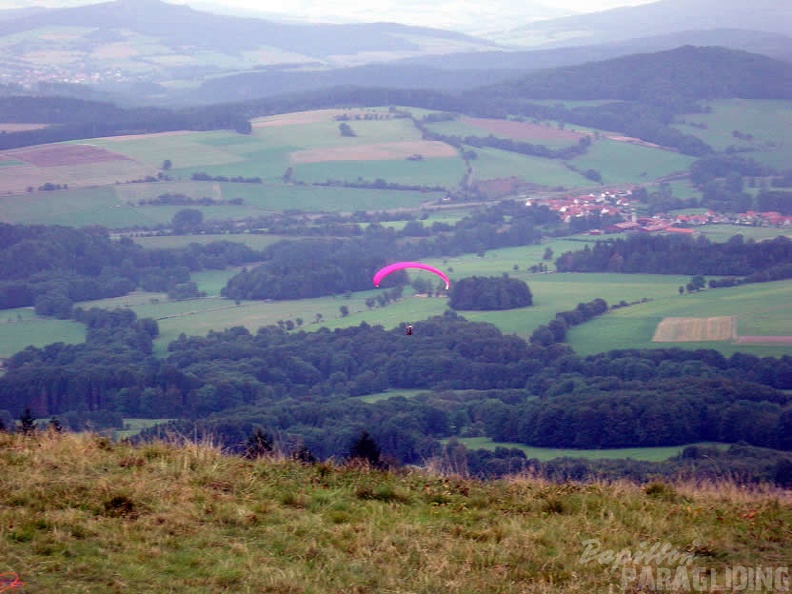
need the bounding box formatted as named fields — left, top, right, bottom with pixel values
left=0, top=186, right=147, bottom=227
left=568, top=279, right=792, bottom=357
left=1, top=431, right=789, bottom=594
left=454, top=437, right=729, bottom=462
left=292, top=157, right=467, bottom=188
left=470, top=147, right=584, bottom=188
left=0, top=182, right=450, bottom=227
left=569, top=139, right=695, bottom=185
left=0, top=309, right=86, bottom=358
left=693, top=224, right=792, bottom=242
left=115, top=418, right=174, bottom=440
left=672, top=99, right=792, bottom=169
left=355, top=389, right=426, bottom=403
left=129, top=233, right=289, bottom=250
left=80, top=133, right=247, bottom=169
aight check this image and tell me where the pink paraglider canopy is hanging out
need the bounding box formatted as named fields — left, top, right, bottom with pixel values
left=373, top=261, right=450, bottom=290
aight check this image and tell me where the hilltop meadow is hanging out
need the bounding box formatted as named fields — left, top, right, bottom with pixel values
left=0, top=430, right=790, bottom=593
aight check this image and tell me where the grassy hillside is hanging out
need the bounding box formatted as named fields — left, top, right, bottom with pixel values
left=1, top=431, right=789, bottom=593
left=672, top=99, right=792, bottom=169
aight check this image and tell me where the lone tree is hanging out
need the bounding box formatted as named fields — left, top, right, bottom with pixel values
left=19, top=407, right=36, bottom=435
left=243, top=428, right=274, bottom=459
left=349, top=430, right=382, bottom=468
left=171, top=208, right=203, bottom=233
left=339, top=122, right=356, bottom=137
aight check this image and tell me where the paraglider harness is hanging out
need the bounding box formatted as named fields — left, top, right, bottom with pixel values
left=405, top=324, right=413, bottom=335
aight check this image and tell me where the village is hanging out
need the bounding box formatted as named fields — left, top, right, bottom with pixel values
left=528, top=189, right=792, bottom=235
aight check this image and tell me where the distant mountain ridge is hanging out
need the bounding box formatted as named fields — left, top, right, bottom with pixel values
left=0, top=0, right=498, bottom=56
left=469, top=45, right=792, bottom=102
left=500, top=0, right=792, bottom=47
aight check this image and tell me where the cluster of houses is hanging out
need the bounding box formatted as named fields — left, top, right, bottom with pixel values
left=0, top=66, right=130, bottom=89
left=526, top=190, right=792, bottom=235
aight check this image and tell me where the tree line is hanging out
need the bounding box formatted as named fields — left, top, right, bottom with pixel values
left=0, top=224, right=265, bottom=312
left=555, top=233, right=792, bottom=278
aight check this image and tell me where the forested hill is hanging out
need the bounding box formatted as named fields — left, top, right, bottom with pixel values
left=470, top=46, right=792, bottom=101
left=0, top=46, right=788, bottom=153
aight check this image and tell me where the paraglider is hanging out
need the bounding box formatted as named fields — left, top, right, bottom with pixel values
left=372, top=261, right=450, bottom=291
left=405, top=324, right=413, bottom=335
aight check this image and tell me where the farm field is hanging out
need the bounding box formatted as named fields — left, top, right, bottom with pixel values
left=672, top=99, right=792, bottom=169
left=0, top=142, right=159, bottom=194
left=568, top=139, right=695, bottom=185
left=0, top=309, right=85, bottom=359
left=470, top=147, right=585, bottom=188
left=0, top=181, right=447, bottom=227
left=3, top=232, right=788, bottom=360
left=693, top=224, right=792, bottom=242
left=127, top=233, right=288, bottom=250
left=291, top=156, right=466, bottom=187
left=568, top=279, right=792, bottom=357
left=424, top=117, right=587, bottom=149
left=455, top=437, right=729, bottom=462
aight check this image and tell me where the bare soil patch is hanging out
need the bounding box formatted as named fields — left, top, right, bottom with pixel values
left=652, top=316, right=734, bottom=342
left=461, top=117, right=585, bottom=142
left=290, top=140, right=457, bottom=163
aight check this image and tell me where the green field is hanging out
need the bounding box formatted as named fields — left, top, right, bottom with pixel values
left=470, top=147, right=585, bottom=188
left=454, top=437, right=729, bottom=462
left=672, top=99, right=792, bottom=169
left=423, top=118, right=583, bottom=149
left=355, top=389, right=426, bottom=404
left=0, top=181, right=448, bottom=227
left=115, top=418, right=174, bottom=440
left=129, top=233, right=288, bottom=250
left=0, top=309, right=86, bottom=359
left=568, top=279, right=792, bottom=357
left=3, top=231, right=788, bottom=360
left=569, top=139, right=695, bottom=185
left=291, top=157, right=466, bottom=188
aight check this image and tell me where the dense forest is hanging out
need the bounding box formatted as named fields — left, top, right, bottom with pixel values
left=555, top=233, right=792, bottom=278
left=2, top=307, right=790, bottom=484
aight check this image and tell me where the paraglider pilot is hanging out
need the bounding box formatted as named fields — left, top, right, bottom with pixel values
left=405, top=324, right=413, bottom=336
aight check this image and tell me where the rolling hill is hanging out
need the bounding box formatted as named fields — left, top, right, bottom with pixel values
left=0, top=0, right=501, bottom=88
left=468, top=45, right=792, bottom=101
left=497, top=0, right=792, bottom=47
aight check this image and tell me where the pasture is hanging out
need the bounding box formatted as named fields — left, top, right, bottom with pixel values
left=672, top=99, right=792, bottom=169
left=568, top=139, right=695, bottom=185
left=129, top=233, right=287, bottom=250
left=454, top=437, right=729, bottom=462
left=424, top=116, right=586, bottom=149
left=0, top=181, right=447, bottom=227
left=0, top=309, right=85, bottom=359
left=290, top=156, right=466, bottom=188
left=470, top=147, right=585, bottom=188
left=568, top=279, right=792, bottom=357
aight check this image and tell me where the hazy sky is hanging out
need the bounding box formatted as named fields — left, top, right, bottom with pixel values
left=189, top=0, right=659, bottom=33
left=5, top=0, right=661, bottom=34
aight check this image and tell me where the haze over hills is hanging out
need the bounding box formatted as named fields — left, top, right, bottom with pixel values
left=0, top=0, right=789, bottom=107
left=498, top=0, right=792, bottom=47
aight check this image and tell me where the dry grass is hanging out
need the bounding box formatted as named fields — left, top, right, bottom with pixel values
left=0, top=431, right=789, bottom=593
left=652, top=316, right=734, bottom=342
